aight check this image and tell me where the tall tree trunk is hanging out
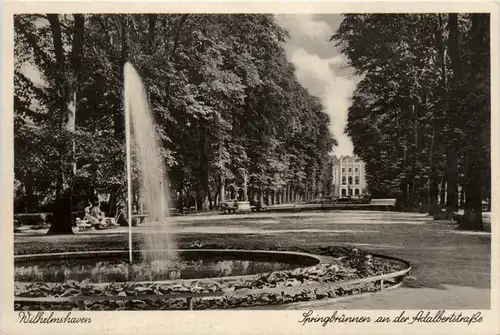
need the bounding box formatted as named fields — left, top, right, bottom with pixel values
left=107, top=184, right=122, bottom=217
left=24, top=177, right=35, bottom=212
left=47, top=14, right=85, bottom=235
left=207, top=191, right=213, bottom=210
left=445, top=148, right=458, bottom=216
left=448, top=14, right=463, bottom=80
left=444, top=14, right=463, bottom=218
left=137, top=184, right=143, bottom=213
left=242, top=172, right=248, bottom=201
left=47, top=14, right=71, bottom=234
left=428, top=128, right=440, bottom=216
left=219, top=175, right=225, bottom=203
left=311, top=173, right=316, bottom=201
left=461, top=152, right=483, bottom=230
left=213, top=190, right=219, bottom=208
left=459, top=186, right=465, bottom=209
left=148, top=14, right=157, bottom=54
left=164, top=14, right=188, bottom=106
left=428, top=174, right=439, bottom=216
left=107, top=15, right=128, bottom=219
left=460, top=14, right=490, bottom=230
left=439, top=175, right=446, bottom=207
left=433, top=15, right=448, bottom=215
left=399, top=146, right=408, bottom=210
left=114, top=15, right=128, bottom=140
left=195, top=119, right=209, bottom=211
left=426, top=52, right=442, bottom=213
left=178, top=185, right=184, bottom=214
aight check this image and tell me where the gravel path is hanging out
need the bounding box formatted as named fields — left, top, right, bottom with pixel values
left=247, top=284, right=490, bottom=310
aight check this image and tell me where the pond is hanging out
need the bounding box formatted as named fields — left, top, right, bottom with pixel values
left=14, top=250, right=319, bottom=283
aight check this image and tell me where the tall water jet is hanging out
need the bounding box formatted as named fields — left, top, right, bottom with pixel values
left=124, top=62, right=177, bottom=264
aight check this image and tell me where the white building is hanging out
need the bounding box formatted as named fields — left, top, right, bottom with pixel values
left=331, top=155, right=367, bottom=197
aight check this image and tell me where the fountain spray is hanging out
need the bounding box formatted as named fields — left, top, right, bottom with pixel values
left=124, top=64, right=133, bottom=264
left=123, top=62, right=177, bottom=266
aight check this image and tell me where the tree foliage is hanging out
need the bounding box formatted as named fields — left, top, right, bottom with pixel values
left=14, top=14, right=336, bottom=232
left=332, top=14, right=490, bottom=229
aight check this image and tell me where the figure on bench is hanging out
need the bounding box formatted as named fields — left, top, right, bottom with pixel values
left=76, top=200, right=121, bottom=232
left=84, top=201, right=107, bottom=229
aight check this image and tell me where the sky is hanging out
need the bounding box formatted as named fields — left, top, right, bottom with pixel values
left=274, top=14, right=361, bottom=157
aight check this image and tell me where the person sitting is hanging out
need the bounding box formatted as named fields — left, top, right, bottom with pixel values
left=86, top=201, right=107, bottom=229
left=84, top=201, right=92, bottom=216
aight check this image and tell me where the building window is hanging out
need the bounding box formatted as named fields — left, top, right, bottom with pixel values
left=342, top=189, right=347, bottom=196
left=342, top=168, right=345, bottom=173
left=355, top=188, right=360, bottom=196
left=355, top=167, right=358, bottom=172
left=348, top=188, right=353, bottom=196
left=348, top=168, right=352, bottom=172
left=348, top=176, right=353, bottom=185
left=342, top=176, right=346, bottom=185
left=355, top=176, right=359, bottom=185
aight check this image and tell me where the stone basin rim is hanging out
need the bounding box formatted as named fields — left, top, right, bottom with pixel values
left=14, top=249, right=411, bottom=287
left=14, top=249, right=331, bottom=285
left=14, top=249, right=328, bottom=264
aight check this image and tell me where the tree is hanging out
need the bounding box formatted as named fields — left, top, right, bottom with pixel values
left=14, top=14, right=337, bottom=232
left=15, top=14, right=85, bottom=234
left=332, top=14, right=490, bottom=228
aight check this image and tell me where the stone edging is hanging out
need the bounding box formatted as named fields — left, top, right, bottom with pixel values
left=14, top=249, right=411, bottom=310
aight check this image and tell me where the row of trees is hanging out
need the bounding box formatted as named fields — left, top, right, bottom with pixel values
left=332, top=14, right=490, bottom=229
left=14, top=14, right=335, bottom=233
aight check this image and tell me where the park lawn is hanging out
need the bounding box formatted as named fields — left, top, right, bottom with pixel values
left=14, top=212, right=491, bottom=292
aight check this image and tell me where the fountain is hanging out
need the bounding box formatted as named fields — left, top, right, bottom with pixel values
left=123, top=62, right=176, bottom=264
left=13, top=63, right=411, bottom=311
left=14, top=62, right=334, bottom=286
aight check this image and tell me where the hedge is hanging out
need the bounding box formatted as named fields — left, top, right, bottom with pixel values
left=14, top=213, right=53, bottom=227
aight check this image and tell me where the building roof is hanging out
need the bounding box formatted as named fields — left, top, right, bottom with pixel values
left=339, top=155, right=361, bottom=161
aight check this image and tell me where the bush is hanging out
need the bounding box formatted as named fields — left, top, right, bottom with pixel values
left=14, top=213, right=53, bottom=226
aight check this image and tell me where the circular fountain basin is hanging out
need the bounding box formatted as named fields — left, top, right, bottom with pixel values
left=14, top=249, right=323, bottom=283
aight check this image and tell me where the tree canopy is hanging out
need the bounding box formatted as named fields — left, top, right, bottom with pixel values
left=332, top=14, right=490, bottom=229
left=14, top=14, right=336, bottom=233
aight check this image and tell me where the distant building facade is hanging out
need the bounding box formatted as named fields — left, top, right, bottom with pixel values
left=331, top=155, right=367, bottom=197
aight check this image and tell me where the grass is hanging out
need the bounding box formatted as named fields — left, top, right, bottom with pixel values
left=14, top=211, right=491, bottom=291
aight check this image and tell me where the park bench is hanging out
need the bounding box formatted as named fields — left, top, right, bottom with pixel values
left=76, top=211, right=122, bottom=231
left=220, top=201, right=237, bottom=214
left=13, top=219, right=30, bottom=233
left=132, top=214, right=148, bottom=227
left=133, top=214, right=148, bottom=225
left=221, top=201, right=251, bottom=214
left=75, top=218, right=93, bottom=232
left=250, top=201, right=267, bottom=212
left=117, top=213, right=148, bottom=227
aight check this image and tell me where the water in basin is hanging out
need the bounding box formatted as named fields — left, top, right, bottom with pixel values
left=15, top=258, right=303, bottom=283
